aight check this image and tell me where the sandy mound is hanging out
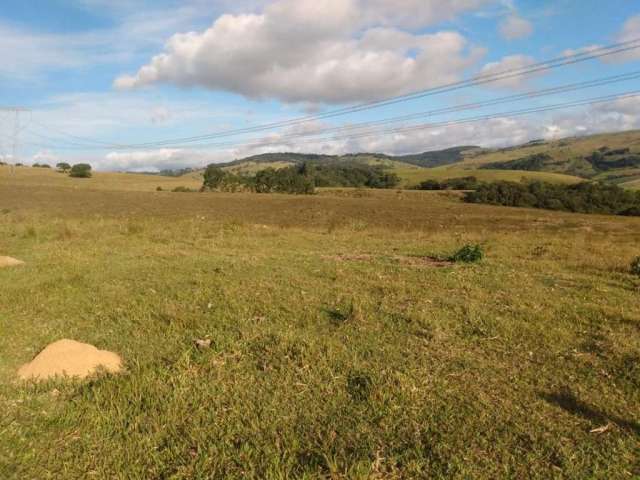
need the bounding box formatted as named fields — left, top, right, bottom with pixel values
left=18, top=339, right=122, bottom=381
left=0, top=256, right=24, bottom=268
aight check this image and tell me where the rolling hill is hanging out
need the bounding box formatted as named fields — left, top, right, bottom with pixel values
left=178, top=130, right=640, bottom=190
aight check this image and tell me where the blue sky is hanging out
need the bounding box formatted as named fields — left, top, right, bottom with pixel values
left=1, top=0, right=639, bottom=171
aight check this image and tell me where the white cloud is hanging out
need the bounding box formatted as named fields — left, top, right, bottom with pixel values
left=114, top=0, right=489, bottom=103
left=103, top=148, right=215, bottom=172
left=612, top=14, right=640, bottom=63
left=563, top=14, right=640, bottom=65
left=89, top=93, right=640, bottom=171
left=31, top=150, right=60, bottom=165
left=499, top=14, right=533, bottom=40
left=479, top=54, right=541, bottom=89
left=562, top=44, right=601, bottom=58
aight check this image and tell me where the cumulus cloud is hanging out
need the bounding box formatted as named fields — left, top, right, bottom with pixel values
left=114, top=0, right=489, bottom=103
left=612, top=14, right=640, bottom=63
left=91, top=93, right=640, bottom=171
left=103, top=148, right=214, bottom=171
left=479, top=54, right=541, bottom=89
left=563, top=14, right=640, bottom=65
left=499, top=14, right=533, bottom=40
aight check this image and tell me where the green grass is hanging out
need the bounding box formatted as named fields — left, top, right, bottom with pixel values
left=0, top=181, right=639, bottom=478
left=461, top=129, right=640, bottom=168
left=392, top=165, right=583, bottom=187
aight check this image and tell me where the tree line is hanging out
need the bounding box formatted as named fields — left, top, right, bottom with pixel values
left=202, top=162, right=399, bottom=194
left=464, top=180, right=640, bottom=216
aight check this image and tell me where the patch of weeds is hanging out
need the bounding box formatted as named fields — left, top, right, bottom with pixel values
left=630, top=256, right=640, bottom=276
left=1, top=208, right=10, bottom=215
left=22, top=225, right=37, bottom=239
left=126, top=222, right=144, bottom=235
left=531, top=245, right=549, bottom=258
left=346, top=371, right=373, bottom=401
left=57, top=223, right=75, bottom=240
left=449, top=244, right=484, bottom=263
left=579, top=330, right=609, bottom=357
left=459, top=308, right=495, bottom=339
left=611, top=353, right=640, bottom=390
left=349, top=219, right=369, bottom=232
left=247, top=333, right=307, bottom=371
left=324, top=298, right=364, bottom=325
left=222, top=220, right=244, bottom=233
left=172, top=186, right=197, bottom=193
left=411, top=319, right=434, bottom=341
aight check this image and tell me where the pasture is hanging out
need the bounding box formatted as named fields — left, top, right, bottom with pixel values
left=0, top=175, right=639, bottom=478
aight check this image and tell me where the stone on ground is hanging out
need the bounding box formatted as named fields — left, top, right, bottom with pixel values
left=18, top=339, right=122, bottom=381
left=0, top=256, right=24, bottom=268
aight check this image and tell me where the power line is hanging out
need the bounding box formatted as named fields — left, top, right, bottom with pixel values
left=27, top=38, right=640, bottom=150
left=125, top=38, right=640, bottom=149
left=23, top=73, right=640, bottom=152
left=139, top=89, right=640, bottom=151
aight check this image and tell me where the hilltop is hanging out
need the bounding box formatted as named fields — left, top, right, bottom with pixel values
left=176, top=130, right=640, bottom=190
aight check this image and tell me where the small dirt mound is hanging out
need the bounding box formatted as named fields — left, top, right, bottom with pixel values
left=0, top=256, right=24, bottom=268
left=18, top=339, right=122, bottom=381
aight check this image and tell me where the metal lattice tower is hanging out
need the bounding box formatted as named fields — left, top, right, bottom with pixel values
left=0, top=106, right=30, bottom=173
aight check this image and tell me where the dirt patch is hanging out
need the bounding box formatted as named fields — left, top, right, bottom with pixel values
left=0, top=256, right=25, bottom=268
left=324, top=254, right=376, bottom=262
left=324, top=254, right=453, bottom=268
left=392, top=255, right=453, bottom=268
left=17, top=339, right=123, bottom=381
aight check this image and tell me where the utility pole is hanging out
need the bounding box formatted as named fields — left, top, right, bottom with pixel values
left=0, top=106, right=30, bottom=174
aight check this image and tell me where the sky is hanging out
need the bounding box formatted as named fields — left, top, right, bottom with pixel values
left=0, top=0, right=639, bottom=171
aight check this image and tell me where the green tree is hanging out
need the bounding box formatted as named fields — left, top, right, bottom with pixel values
left=202, top=166, right=227, bottom=190
left=56, top=162, right=71, bottom=172
left=69, top=163, right=92, bottom=178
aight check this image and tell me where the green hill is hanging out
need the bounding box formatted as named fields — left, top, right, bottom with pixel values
left=182, top=130, right=640, bottom=190
left=460, top=130, right=640, bottom=189
left=209, top=147, right=477, bottom=175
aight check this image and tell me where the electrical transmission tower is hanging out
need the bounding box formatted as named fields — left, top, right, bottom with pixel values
left=0, top=106, right=31, bottom=174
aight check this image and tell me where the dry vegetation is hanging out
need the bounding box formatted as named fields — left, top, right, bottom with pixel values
left=0, top=171, right=639, bottom=478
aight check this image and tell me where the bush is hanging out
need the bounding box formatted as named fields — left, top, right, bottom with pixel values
left=172, top=186, right=196, bottom=193
left=156, top=186, right=163, bottom=191
left=201, top=161, right=399, bottom=194
left=465, top=180, right=640, bottom=216
left=416, top=176, right=481, bottom=191
left=631, top=257, right=640, bottom=276
left=69, top=163, right=92, bottom=178
left=450, top=244, right=484, bottom=263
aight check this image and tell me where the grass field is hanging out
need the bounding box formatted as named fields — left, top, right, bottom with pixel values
left=1, top=176, right=639, bottom=478
left=391, top=164, right=584, bottom=187
left=0, top=165, right=203, bottom=192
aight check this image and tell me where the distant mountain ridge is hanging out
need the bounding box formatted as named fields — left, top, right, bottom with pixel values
left=213, top=146, right=480, bottom=172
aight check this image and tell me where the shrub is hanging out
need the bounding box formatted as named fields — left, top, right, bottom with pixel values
left=631, top=257, right=640, bottom=276
left=172, top=186, right=196, bottom=193
left=465, top=180, right=640, bottom=216
left=416, top=176, right=481, bottom=191
left=346, top=371, right=373, bottom=401
left=69, top=163, right=92, bottom=178
left=156, top=186, right=163, bottom=191
left=450, top=244, right=484, bottom=263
